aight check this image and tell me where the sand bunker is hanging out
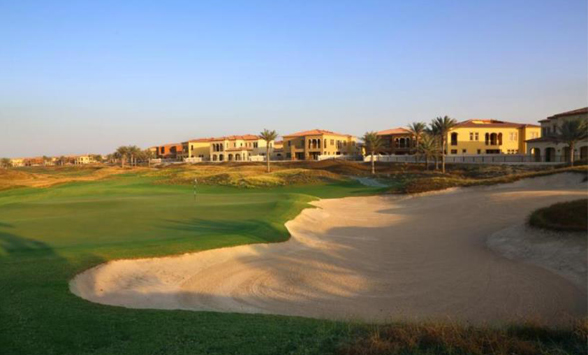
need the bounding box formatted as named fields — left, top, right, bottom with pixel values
left=71, top=173, right=587, bottom=324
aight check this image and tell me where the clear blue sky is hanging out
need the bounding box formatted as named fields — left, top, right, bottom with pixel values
left=1, top=0, right=586, bottom=157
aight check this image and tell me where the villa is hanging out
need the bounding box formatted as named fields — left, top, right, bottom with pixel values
left=527, top=107, right=588, bottom=162
left=154, top=143, right=184, bottom=160
left=446, top=119, right=540, bottom=155
left=377, top=119, right=541, bottom=156
left=376, top=128, right=415, bottom=155
left=282, top=129, right=358, bottom=160
left=208, top=135, right=272, bottom=162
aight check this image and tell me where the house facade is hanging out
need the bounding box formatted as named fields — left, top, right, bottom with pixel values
left=445, top=120, right=540, bottom=155
left=376, top=128, right=414, bottom=155
left=209, top=135, right=272, bottom=162
left=526, top=107, right=588, bottom=162
left=155, top=143, right=184, bottom=160
left=282, top=129, right=358, bottom=160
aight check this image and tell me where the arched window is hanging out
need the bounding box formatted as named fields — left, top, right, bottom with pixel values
left=451, top=133, right=458, bottom=146
left=485, top=133, right=489, bottom=145
left=490, top=133, right=497, bottom=146
left=498, top=133, right=503, bottom=145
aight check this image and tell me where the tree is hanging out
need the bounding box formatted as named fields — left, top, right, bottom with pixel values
left=417, top=134, right=438, bottom=170
left=91, top=154, right=103, bottom=163
left=425, top=125, right=441, bottom=170
left=58, top=156, right=67, bottom=166
left=127, top=146, right=141, bottom=166
left=1, top=158, right=12, bottom=168
left=557, top=119, right=588, bottom=165
left=407, top=122, right=427, bottom=165
left=259, top=129, right=278, bottom=173
left=431, top=116, right=458, bottom=173
left=362, top=131, right=384, bottom=175
left=42, top=156, right=51, bottom=166
left=116, top=146, right=130, bottom=168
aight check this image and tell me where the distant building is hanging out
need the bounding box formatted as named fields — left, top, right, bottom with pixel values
left=182, top=138, right=215, bottom=161
left=271, top=140, right=284, bottom=160
left=282, top=129, right=358, bottom=160
left=9, top=158, right=24, bottom=167
left=527, top=107, right=588, bottom=162
left=446, top=120, right=540, bottom=155
left=376, top=128, right=414, bottom=155
left=208, top=135, right=272, bottom=162
left=155, top=143, right=184, bottom=160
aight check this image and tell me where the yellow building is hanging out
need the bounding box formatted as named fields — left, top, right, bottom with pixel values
left=9, top=158, right=24, bottom=167
left=73, top=155, right=95, bottom=165
left=282, top=129, right=358, bottom=160
left=209, top=134, right=273, bottom=162
left=182, top=138, right=214, bottom=160
left=445, top=120, right=540, bottom=155
left=527, top=107, right=588, bottom=162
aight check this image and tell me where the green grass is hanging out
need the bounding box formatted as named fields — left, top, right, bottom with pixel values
left=529, top=199, right=588, bottom=232
left=0, top=173, right=383, bottom=355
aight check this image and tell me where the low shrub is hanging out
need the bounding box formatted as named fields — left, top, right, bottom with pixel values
left=529, top=199, right=588, bottom=232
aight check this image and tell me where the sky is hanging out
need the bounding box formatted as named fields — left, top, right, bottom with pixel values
left=0, top=0, right=586, bottom=157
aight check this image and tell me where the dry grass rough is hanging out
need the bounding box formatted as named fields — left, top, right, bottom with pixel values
left=339, top=320, right=587, bottom=355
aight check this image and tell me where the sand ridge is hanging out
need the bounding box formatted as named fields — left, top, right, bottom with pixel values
left=70, top=173, right=587, bottom=324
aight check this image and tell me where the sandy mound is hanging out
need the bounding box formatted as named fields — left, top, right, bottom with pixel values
left=70, top=173, right=588, bottom=325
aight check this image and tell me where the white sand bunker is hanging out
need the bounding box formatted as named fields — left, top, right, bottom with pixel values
left=71, top=173, right=588, bottom=324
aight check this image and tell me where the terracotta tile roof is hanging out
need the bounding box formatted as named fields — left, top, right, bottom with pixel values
left=189, top=134, right=260, bottom=142
left=283, top=129, right=353, bottom=138
left=547, top=107, right=588, bottom=120
left=526, top=136, right=557, bottom=143
left=454, top=119, right=539, bottom=128
left=376, top=127, right=411, bottom=135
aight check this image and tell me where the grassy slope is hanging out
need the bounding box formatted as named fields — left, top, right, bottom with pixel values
left=0, top=173, right=383, bottom=355
left=529, top=199, right=588, bottom=232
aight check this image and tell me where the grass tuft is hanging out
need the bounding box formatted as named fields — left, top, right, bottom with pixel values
left=529, top=199, right=588, bottom=232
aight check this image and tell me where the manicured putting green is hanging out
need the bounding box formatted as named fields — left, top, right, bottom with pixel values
left=0, top=174, right=382, bottom=355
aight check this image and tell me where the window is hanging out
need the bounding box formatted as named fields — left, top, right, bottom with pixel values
left=477, top=149, right=481, bottom=154
left=475, top=132, right=479, bottom=141
left=450, top=132, right=458, bottom=146
left=462, top=149, right=467, bottom=154
left=330, top=139, right=334, bottom=145
left=288, top=141, right=291, bottom=146
left=253, top=142, right=258, bottom=148
left=469, top=132, right=474, bottom=141
left=451, top=149, right=457, bottom=154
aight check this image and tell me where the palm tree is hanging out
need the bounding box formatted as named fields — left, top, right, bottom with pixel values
left=259, top=129, right=278, bottom=173
left=363, top=131, right=384, bottom=175
left=1, top=158, right=11, bottom=169
left=116, top=146, right=129, bottom=168
left=407, top=122, right=427, bottom=165
left=425, top=125, right=441, bottom=170
left=557, top=119, right=588, bottom=165
left=418, top=134, right=438, bottom=170
left=431, top=116, right=458, bottom=173
left=127, top=146, right=141, bottom=166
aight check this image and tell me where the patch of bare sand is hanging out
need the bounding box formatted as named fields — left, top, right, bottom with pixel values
left=70, top=173, right=588, bottom=325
